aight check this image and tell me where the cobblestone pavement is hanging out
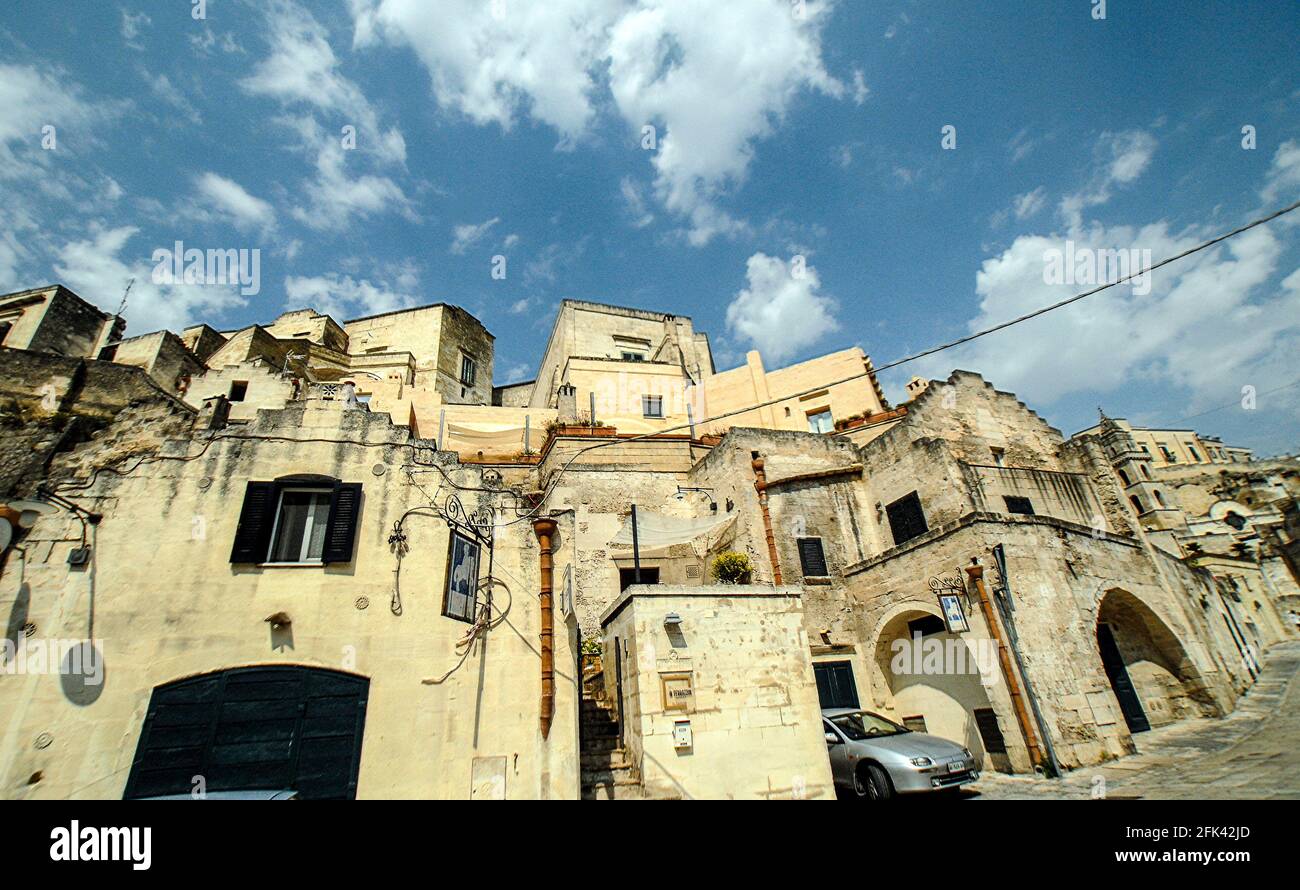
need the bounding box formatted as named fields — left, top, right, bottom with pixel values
left=964, top=641, right=1300, bottom=800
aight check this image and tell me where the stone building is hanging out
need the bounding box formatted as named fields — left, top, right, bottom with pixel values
left=1, top=283, right=1295, bottom=799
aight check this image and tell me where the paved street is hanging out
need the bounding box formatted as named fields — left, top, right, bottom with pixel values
left=966, top=641, right=1300, bottom=800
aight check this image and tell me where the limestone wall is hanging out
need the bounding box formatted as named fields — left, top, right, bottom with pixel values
left=0, top=399, right=578, bottom=799
left=601, top=585, right=835, bottom=800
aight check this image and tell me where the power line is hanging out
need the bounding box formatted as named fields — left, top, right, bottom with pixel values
left=522, top=198, right=1300, bottom=506
left=1166, top=377, right=1300, bottom=425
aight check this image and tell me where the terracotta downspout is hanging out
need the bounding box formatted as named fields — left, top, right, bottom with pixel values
left=965, top=561, right=1044, bottom=770
left=751, top=454, right=782, bottom=585
left=533, top=518, right=558, bottom=739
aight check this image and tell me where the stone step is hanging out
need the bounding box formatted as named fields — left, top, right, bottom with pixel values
left=581, top=733, right=621, bottom=753
left=581, top=768, right=640, bottom=790
left=581, top=722, right=620, bottom=740
left=581, top=783, right=644, bottom=801
left=581, top=749, right=632, bottom=771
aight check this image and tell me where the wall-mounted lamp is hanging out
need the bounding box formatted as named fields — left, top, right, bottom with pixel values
left=674, top=486, right=717, bottom=512
left=264, top=612, right=292, bottom=631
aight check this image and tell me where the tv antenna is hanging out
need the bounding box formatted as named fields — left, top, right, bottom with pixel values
left=115, top=278, right=134, bottom=318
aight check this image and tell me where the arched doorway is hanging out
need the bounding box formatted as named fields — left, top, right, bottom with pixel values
left=124, top=665, right=369, bottom=799
left=872, top=606, right=1006, bottom=771
left=1096, top=589, right=1216, bottom=733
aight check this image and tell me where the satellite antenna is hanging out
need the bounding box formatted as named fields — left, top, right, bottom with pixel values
left=115, top=278, right=134, bottom=318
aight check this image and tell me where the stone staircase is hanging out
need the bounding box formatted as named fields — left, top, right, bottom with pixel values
left=580, top=653, right=642, bottom=800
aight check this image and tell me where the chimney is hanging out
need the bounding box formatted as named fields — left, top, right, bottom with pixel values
left=556, top=383, right=578, bottom=423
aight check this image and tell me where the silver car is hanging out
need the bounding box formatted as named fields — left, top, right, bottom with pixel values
left=822, top=708, right=978, bottom=800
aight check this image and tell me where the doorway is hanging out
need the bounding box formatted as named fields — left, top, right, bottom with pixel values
left=813, top=660, right=860, bottom=709
left=1097, top=622, right=1151, bottom=733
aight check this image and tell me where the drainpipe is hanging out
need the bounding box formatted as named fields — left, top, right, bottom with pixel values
left=989, top=546, right=1061, bottom=777
left=533, top=518, right=559, bottom=739
left=751, top=453, right=782, bottom=585
left=965, top=560, right=1044, bottom=772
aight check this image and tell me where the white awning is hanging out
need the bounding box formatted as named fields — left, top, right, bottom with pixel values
left=608, top=511, right=735, bottom=555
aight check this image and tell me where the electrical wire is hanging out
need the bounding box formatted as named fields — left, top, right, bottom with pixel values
left=43, top=200, right=1300, bottom=529
left=487, top=198, right=1300, bottom=525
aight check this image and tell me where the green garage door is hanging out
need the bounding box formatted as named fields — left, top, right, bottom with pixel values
left=124, top=666, right=369, bottom=800
left=814, top=660, right=860, bottom=710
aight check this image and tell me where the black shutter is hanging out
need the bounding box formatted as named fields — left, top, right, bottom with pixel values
left=322, top=482, right=362, bottom=564
left=886, top=491, right=929, bottom=546
left=797, top=537, right=828, bottom=576
left=230, top=481, right=277, bottom=563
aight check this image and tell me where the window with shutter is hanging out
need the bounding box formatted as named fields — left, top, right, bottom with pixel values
left=885, top=491, right=928, bottom=546
left=323, top=482, right=362, bottom=564
left=229, top=478, right=361, bottom=565
left=796, top=537, right=828, bottom=577
left=229, top=481, right=277, bottom=563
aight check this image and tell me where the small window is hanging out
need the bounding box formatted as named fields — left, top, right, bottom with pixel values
left=797, top=537, right=828, bottom=577
left=1117, top=468, right=1131, bottom=486
left=0, top=320, right=12, bottom=345
left=229, top=380, right=249, bottom=402
left=620, top=351, right=645, bottom=362
left=1154, top=490, right=1166, bottom=508
left=443, top=530, right=482, bottom=623
left=460, top=353, right=477, bottom=387
left=1224, top=511, right=1247, bottom=531
left=1130, top=495, right=1147, bottom=514
left=907, top=614, right=947, bottom=637
left=267, top=488, right=333, bottom=563
left=642, top=395, right=664, bottom=418
left=1003, top=496, right=1035, bottom=515
left=807, top=409, right=833, bottom=434
left=1188, top=447, right=1201, bottom=462
left=902, top=715, right=929, bottom=734
left=619, top=566, right=660, bottom=591
left=1159, top=444, right=1176, bottom=462
left=1140, top=464, right=1151, bottom=480
left=990, top=447, right=1005, bottom=467
left=886, top=491, right=928, bottom=546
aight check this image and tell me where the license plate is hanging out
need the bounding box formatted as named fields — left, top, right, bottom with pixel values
left=947, top=759, right=965, bottom=773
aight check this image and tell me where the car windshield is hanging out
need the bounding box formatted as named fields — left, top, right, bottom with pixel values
left=829, top=711, right=910, bottom=740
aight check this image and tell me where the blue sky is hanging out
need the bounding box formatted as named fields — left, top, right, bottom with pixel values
left=1, top=0, right=1298, bottom=453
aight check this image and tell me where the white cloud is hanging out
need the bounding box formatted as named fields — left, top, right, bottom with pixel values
left=195, top=172, right=276, bottom=233
left=139, top=69, right=201, bottom=124
left=1261, top=139, right=1300, bottom=205
left=725, top=253, right=838, bottom=365
left=284, top=271, right=416, bottom=320
left=450, top=217, right=500, bottom=254
left=910, top=141, right=1300, bottom=420
left=0, top=63, right=107, bottom=181
left=244, top=0, right=405, bottom=165
left=351, top=0, right=616, bottom=139
left=1059, top=130, right=1156, bottom=228
left=619, top=177, right=654, bottom=228
left=607, top=0, right=842, bottom=245
left=120, top=9, right=151, bottom=51
left=1013, top=187, right=1047, bottom=220
left=509, top=298, right=531, bottom=314
left=850, top=68, right=870, bottom=105
left=54, top=225, right=246, bottom=335
left=350, top=0, right=844, bottom=245
left=280, top=116, right=417, bottom=232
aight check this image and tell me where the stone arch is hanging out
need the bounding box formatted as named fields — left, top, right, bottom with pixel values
left=1095, top=588, right=1219, bottom=732
left=868, top=601, right=1004, bottom=770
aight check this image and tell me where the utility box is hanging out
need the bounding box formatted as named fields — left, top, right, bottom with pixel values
left=672, top=719, right=692, bottom=750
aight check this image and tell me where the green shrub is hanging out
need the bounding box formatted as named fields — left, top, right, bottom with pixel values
left=710, top=550, right=752, bottom=584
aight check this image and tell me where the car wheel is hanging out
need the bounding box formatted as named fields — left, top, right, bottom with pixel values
left=853, top=763, right=893, bottom=801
